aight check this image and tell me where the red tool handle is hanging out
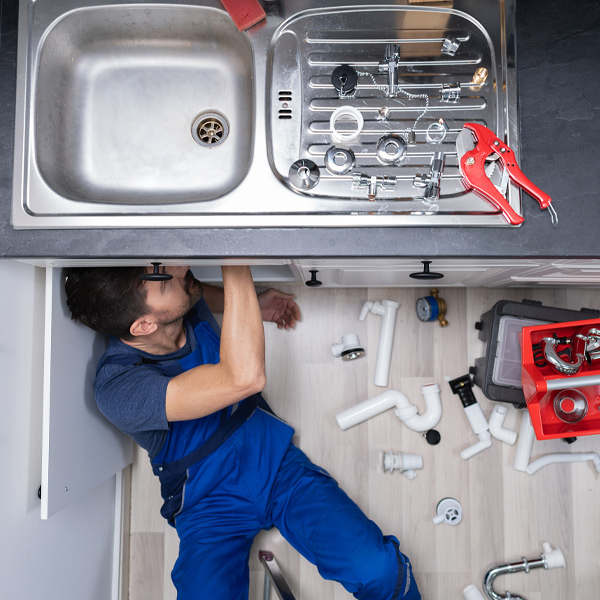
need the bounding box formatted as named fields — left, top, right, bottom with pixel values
left=460, top=124, right=553, bottom=225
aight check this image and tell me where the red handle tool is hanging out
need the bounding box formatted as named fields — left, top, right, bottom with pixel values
left=458, top=123, right=553, bottom=226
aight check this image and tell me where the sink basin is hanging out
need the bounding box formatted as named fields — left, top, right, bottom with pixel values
left=34, top=5, right=253, bottom=204
left=13, top=0, right=519, bottom=229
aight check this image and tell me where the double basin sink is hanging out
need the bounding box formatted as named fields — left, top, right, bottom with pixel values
left=12, top=0, right=518, bottom=228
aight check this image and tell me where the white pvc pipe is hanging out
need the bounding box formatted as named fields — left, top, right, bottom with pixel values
left=463, top=584, right=486, bottom=600
left=461, top=432, right=492, bottom=460
left=513, top=410, right=535, bottom=472
left=359, top=299, right=400, bottom=387
left=336, top=385, right=442, bottom=432
left=488, top=404, right=517, bottom=445
left=526, top=452, right=600, bottom=475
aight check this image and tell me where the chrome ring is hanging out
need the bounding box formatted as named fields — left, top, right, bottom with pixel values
left=325, top=146, right=356, bottom=175
left=426, top=119, right=449, bottom=143
left=288, top=159, right=320, bottom=190
left=376, top=134, right=406, bottom=165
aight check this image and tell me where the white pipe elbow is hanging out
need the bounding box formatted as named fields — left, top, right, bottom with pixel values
left=488, top=404, right=517, bottom=445
left=460, top=431, right=492, bottom=460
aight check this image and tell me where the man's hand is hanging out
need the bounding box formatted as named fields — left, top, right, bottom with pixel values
left=258, top=288, right=301, bottom=329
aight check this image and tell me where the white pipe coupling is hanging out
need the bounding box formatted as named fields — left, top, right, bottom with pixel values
left=383, top=452, right=423, bottom=480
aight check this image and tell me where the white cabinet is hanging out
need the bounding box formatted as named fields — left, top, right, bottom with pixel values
left=291, top=259, right=545, bottom=288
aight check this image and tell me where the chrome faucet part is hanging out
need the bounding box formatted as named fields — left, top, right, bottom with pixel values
left=330, top=106, right=364, bottom=143
left=540, top=337, right=585, bottom=375
left=324, top=147, right=355, bottom=176
left=352, top=173, right=397, bottom=200
left=483, top=543, right=566, bottom=600
left=413, top=152, right=445, bottom=202
left=378, top=43, right=401, bottom=97
left=440, top=82, right=462, bottom=102
left=553, top=389, right=588, bottom=423
left=288, top=159, right=320, bottom=190
left=376, top=135, right=407, bottom=166
left=377, top=106, right=391, bottom=121
left=426, top=118, right=449, bottom=143
left=442, top=36, right=461, bottom=56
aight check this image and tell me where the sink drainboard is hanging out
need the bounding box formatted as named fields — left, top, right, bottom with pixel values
left=267, top=5, right=519, bottom=220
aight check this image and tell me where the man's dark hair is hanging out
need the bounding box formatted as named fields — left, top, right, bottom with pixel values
left=64, top=267, right=150, bottom=339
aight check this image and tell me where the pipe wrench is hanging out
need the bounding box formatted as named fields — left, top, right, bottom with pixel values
left=456, top=123, right=557, bottom=226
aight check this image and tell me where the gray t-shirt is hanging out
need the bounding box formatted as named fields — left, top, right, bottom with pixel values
left=94, top=298, right=220, bottom=459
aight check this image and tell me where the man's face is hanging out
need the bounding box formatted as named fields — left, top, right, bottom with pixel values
left=143, top=265, right=204, bottom=326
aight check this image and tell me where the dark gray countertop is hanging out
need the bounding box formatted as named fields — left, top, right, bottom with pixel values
left=1, top=0, right=599, bottom=260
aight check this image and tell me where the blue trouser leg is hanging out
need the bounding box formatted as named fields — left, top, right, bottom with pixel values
left=170, top=410, right=420, bottom=599
left=266, top=445, right=421, bottom=600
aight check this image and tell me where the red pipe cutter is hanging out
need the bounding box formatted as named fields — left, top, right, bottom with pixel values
left=456, top=123, right=556, bottom=226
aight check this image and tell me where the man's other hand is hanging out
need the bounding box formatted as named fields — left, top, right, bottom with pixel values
left=257, top=288, right=301, bottom=329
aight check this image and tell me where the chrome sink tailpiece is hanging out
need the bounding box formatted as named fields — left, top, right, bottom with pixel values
left=13, top=0, right=518, bottom=229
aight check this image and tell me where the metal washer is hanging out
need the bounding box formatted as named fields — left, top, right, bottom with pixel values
left=288, top=159, right=320, bottom=190
left=325, top=146, right=356, bottom=175
left=376, top=134, right=406, bottom=165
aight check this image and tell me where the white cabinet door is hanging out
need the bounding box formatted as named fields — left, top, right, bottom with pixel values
left=293, top=259, right=544, bottom=287
left=41, top=268, right=133, bottom=519
left=507, top=260, right=600, bottom=287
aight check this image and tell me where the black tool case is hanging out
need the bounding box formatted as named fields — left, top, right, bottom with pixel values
left=470, top=299, right=600, bottom=408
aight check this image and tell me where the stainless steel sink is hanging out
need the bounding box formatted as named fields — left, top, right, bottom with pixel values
left=12, top=0, right=519, bottom=229
left=35, top=5, right=253, bottom=205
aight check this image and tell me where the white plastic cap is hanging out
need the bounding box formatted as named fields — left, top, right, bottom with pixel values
left=542, top=542, right=566, bottom=569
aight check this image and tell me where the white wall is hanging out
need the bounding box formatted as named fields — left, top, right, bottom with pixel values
left=0, top=260, right=116, bottom=600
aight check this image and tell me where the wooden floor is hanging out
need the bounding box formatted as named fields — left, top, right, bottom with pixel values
left=128, top=285, right=600, bottom=600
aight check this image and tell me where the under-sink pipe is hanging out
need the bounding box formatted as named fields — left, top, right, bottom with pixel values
left=336, top=383, right=442, bottom=433
left=359, top=299, right=400, bottom=387
left=483, top=542, right=566, bottom=600
left=514, top=410, right=600, bottom=475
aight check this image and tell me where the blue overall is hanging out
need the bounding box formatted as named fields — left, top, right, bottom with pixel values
left=103, top=311, right=420, bottom=600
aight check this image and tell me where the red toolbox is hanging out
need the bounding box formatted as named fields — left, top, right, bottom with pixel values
left=521, top=318, right=600, bottom=440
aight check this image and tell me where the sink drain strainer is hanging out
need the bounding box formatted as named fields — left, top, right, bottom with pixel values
left=191, top=112, right=229, bottom=148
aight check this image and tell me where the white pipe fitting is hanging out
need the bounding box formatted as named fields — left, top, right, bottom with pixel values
left=463, top=584, right=486, bottom=600
left=488, top=404, right=517, bottom=445
left=514, top=410, right=600, bottom=475
left=359, top=299, right=400, bottom=387
left=331, top=333, right=365, bottom=361
left=330, top=105, right=364, bottom=142
left=432, top=497, right=462, bottom=525
left=383, top=452, right=423, bottom=480
left=542, top=542, right=567, bottom=569
left=336, top=384, right=442, bottom=433
left=460, top=402, right=492, bottom=460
